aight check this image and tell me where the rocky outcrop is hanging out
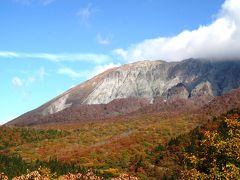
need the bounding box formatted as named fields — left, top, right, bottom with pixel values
left=191, top=81, right=213, bottom=97
left=42, top=93, right=72, bottom=115
left=163, top=83, right=189, bottom=99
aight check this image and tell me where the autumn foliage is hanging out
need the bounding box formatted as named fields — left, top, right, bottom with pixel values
left=0, top=108, right=239, bottom=179
left=180, top=111, right=240, bottom=179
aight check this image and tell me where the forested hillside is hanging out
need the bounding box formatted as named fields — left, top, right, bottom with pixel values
left=1, top=109, right=239, bottom=179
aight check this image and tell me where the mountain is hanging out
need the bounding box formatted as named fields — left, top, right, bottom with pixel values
left=6, top=58, right=240, bottom=126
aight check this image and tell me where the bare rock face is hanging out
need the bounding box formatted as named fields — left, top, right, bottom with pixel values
left=6, top=58, right=240, bottom=126
left=163, top=83, right=189, bottom=99
left=42, top=93, right=72, bottom=115
left=191, top=81, right=213, bottom=97
left=83, top=60, right=179, bottom=104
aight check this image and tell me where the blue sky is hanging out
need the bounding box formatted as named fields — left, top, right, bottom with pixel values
left=2, top=0, right=240, bottom=124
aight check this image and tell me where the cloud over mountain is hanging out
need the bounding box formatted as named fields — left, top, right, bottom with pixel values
left=114, top=0, right=240, bottom=62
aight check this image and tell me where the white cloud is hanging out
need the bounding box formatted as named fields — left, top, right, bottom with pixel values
left=12, top=77, right=23, bottom=87
left=41, top=0, right=55, bottom=6
left=113, top=49, right=128, bottom=60
left=13, top=0, right=32, bottom=5
left=0, top=51, right=111, bottom=64
left=77, top=3, right=95, bottom=27
left=58, top=63, right=121, bottom=79
left=57, top=67, right=86, bottom=78
left=27, top=76, right=36, bottom=83
left=97, top=33, right=111, bottom=45
left=25, top=67, right=46, bottom=83
left=90, top=63, right=121, bottom=77
left=11, top=67, right=47, bottom=88
left=13, top=0, right=56, bottom=6
left=114, top=0, right=240, bottom=62
left=37, top=67, right=46, bottom=80
left=0, top=51, right=19, bottom=58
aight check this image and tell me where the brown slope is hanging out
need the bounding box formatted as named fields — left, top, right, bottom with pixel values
left=6, top=97, right=150, bottom=126
left=129, top=88, right=240, bottom=118
left=199, top=88, right=240, bottom=116
left=10, top=88, right=240, bottom=127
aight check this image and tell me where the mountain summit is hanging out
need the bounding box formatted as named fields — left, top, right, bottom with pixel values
left=7, top=59, right=240, bottom=126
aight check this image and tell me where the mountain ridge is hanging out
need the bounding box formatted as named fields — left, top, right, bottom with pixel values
left=6, top=58, right=240, bottom=126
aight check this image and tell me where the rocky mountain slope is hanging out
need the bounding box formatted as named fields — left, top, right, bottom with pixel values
left=6, top=58, right=240, bottom=126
